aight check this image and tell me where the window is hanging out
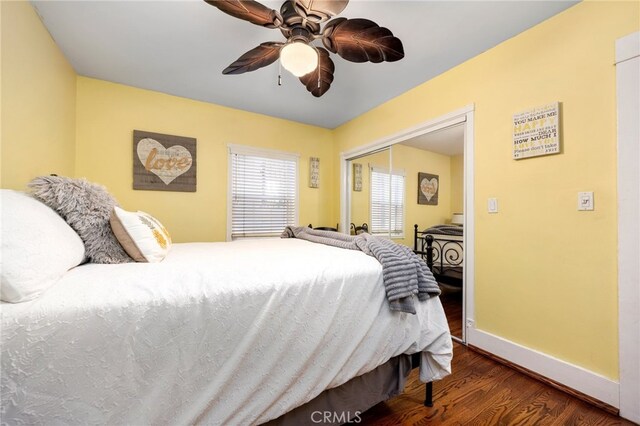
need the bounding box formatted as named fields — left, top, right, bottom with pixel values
left=228, top=145, right=299, bottom=240
left=370, top=167, right=405, bottom=237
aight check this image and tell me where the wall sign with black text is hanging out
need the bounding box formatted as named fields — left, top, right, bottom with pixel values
left=513, top=102, right=560, bottom=160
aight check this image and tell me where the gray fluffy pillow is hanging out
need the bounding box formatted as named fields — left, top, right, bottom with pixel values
left=28, top=176, right=133, bottom=264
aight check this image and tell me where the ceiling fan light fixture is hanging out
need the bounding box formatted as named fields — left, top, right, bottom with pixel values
left=280, top=41, right=318, bottom=77
left=206, top=0, right=405, bottom=97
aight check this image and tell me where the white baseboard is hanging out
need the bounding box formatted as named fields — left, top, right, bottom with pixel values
left=467, top=327, right=620, bottom=408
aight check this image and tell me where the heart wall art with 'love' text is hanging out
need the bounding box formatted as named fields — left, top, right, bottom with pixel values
left=417, top=172, right=439, bottom=205
left=133, top=130, right=197, bottom=192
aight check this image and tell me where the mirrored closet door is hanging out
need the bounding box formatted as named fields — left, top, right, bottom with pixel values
left=397, top=127, right=465, bottom=342
left=345, top=124, right=466, bottom=342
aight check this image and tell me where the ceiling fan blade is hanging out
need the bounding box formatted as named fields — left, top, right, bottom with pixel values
left=293, top=0, right=349, bottom=23
left=222, top=42, right=283, bottom=75
left=299, top=47, right=334, bottom=97
left=322, top=18, right=404, bottom=63
left=204, top=0, right=283, bottom=28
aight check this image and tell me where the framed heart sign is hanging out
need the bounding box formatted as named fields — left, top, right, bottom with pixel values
left=133, top=130, right=196, bottom=192
left=418, top=172, right=439, bottom=205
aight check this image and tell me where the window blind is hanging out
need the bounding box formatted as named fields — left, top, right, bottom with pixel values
left=370, top=167, right=405, bottom=237
left=230, top=150, right=298, bottom=239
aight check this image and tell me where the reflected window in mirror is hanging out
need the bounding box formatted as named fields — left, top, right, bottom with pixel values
left=370, top=167, right=405, bottom=238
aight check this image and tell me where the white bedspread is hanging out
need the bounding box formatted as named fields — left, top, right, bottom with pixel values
left=1, top=239, right=452, bottom=425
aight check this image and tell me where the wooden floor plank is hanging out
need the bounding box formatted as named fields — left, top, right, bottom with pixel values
left=361, top=343, right=633, bottom=425
left=439, top=287, right=462, bottom=339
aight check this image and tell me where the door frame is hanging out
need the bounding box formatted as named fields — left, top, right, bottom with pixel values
left=339, top=104, right=475, bottom=342
left=616, top=31, right=639, bottom=423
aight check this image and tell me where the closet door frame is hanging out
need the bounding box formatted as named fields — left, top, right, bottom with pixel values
left=340, top=104, right=475, bottom=343
left=616, top=31, right=639, bottom=424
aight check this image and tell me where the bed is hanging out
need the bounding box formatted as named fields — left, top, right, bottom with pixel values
left=1, top=238, right=452, bottom=425
left=414, top=224, right=464, bottom=288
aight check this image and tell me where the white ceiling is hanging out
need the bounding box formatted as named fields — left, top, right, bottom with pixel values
left=401, top=123, right=464, bottom=156
left=31, top=0, right=578, bottom=129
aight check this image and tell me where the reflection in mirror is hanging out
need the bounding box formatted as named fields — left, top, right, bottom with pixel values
left=346, top=124, right=465, bottom=341
left=398, top=124, right=465, bottom=341
left=348, top=148, right=391, bottom=238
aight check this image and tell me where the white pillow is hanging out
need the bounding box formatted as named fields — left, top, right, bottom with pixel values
left=1, top=190, right=86, bottom=303
left=109, top=207, right=171, bottom=263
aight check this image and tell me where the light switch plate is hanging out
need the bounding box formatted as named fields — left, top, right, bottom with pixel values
left=578, top=191, right=594, bottom=211
left=488, top=198, right=498, bottom=213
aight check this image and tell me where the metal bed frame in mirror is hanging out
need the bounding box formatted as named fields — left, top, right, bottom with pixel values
left=413, top=224, right=463, bottom=288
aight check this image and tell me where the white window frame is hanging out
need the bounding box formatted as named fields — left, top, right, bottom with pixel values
left=369, top=166, right=405, bottom=239
left=226, top=144, right=300, bottom=241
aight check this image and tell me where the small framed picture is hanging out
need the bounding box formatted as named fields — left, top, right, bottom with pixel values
left=418, top=172, right=438, bottom=205
left=353, top=163, right=363, bottom=191
left=309, top=157, right=320, bottom=188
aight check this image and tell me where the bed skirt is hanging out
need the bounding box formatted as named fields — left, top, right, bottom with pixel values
left=264, top=354, right=413, bottom=426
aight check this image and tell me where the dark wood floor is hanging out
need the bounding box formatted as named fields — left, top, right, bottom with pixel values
left=361, top=344, right=631, bottom=425
left=439, top=287, right=463, bottom=339
left=359, top=283, right=632, bottom=425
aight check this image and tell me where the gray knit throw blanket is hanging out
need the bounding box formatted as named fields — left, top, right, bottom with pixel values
left=281, top=226, right=440, bottom=314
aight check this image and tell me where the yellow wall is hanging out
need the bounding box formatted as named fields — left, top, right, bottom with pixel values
left=450, top=154, right=464, bottom=215
left=334, top=1, right=639, bottom=379
left=75, top=77, right=334, bottom=242
left=350, top=145, right=453, bottom=247
left=1, top=1, right=76, bottom=189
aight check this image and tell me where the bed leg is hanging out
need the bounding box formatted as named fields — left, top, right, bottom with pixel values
left=424, top=382, right=433, bottom=407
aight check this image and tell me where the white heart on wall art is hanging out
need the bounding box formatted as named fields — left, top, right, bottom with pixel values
left=137, top=138, right=192, bottom=185
left=420, top=178, right=438, bottom=201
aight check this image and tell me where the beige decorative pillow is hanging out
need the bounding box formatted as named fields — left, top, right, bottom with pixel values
left=110, top=207, right=171, bottom=262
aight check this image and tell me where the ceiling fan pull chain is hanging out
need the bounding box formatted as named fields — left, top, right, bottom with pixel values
left=278, top=58, right=282, bottom=86
left=314, top=46, right=321, bottom=89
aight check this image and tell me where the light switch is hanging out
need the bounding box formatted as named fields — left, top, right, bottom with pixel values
left=488, top=198, right=498, bottom=213
left=578, top=192, right=594, bottom=211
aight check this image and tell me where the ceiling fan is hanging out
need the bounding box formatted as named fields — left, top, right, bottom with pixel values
left=204, top=0, right=405, bottom=97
